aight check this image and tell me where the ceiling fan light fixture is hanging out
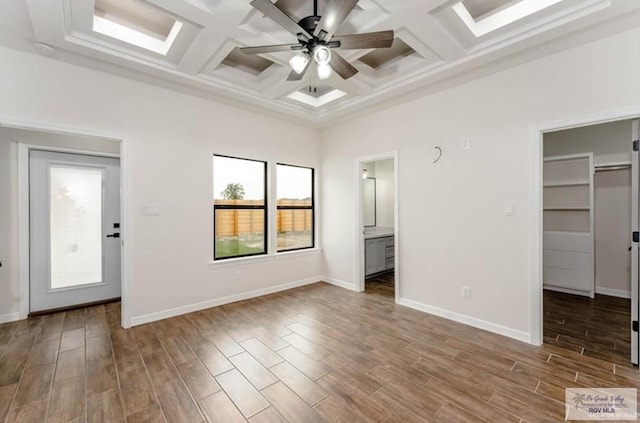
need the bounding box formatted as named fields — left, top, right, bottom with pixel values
left=313, top=45, right=331, bottom=65
left=289, top=53, right=310, bottom=74
left=317, top=63, right=332, bottom=80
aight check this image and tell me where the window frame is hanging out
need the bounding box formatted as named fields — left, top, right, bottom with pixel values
left=213, top=154, right=268, bottom=261
left=276, top=162, right=315, bottom=253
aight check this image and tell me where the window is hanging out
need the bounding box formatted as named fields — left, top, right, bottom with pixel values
left=213, top=155, right=267, bottom=260
left=277, top=164, right=314, bottom=252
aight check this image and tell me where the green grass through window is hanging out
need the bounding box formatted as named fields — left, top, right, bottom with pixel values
left=215, top=238, right=264, bottom=259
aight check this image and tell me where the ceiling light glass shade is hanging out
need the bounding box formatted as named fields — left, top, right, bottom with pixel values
left=317, top=63, right=332, bottom=80
left=289, top=53, right=309, bottom=74
left=313, top=45, right=331, bottom=65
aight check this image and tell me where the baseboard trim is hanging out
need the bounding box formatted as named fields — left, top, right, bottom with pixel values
left=322, top=277, right=358, bottom=291
left=397, top=298, right=531, bottom=344
left=544, top=285, right=593, bottom=298
left=595, top=287, right=631, bottom=299
left=0, top=312, right=22, bottom=325
left=131, top=276, right=322, bottom=326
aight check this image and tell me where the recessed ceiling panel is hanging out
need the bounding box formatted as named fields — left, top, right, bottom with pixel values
left=462, top=0, right=515, bottom=20
left=219, top=47, right=274, bottom=76
left=358, top=38, right=418, bottom=70
left=273, top=0, right=364, bottom=23
left=95, top=0, right=174, bottom=40
left=93, top=0, right=182, bottom=55
left=287, top=88, right=347, bottom=108
left=297, top=84, right=334, bottom=99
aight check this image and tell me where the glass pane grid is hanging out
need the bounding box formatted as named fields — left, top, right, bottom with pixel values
left=276, top=164, right=314, bottom=252
left=214, top=209, right=266, bottom=259
left=213, top=155, right=267, bottom=260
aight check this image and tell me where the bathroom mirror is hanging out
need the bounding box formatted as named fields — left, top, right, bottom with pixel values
left=363, top=177, right=376, bottom=227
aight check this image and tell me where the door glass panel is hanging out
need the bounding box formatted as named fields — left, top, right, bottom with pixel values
left=50, top=165, right=103, bottom=289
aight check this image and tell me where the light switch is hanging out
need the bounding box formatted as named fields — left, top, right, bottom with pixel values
left=141, top=203, right=160, bottom=216
left=504, top=204, right=515, bottom=216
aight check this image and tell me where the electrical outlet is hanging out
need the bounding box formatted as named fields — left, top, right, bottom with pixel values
left=461, top=136, right=471, bottom=150
left=462, top=286, right=471, bottom=299
left=234, top=271, right=241, bottom=280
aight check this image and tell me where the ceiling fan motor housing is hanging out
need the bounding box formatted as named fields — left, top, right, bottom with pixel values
left=298, top=15, right=321, bottom=35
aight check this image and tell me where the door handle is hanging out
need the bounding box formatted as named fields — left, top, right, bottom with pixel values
left=107, top=233, right=120, bottom=238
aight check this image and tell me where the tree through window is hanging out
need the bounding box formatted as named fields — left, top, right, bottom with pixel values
left=213, top=155, right=267, bottom=260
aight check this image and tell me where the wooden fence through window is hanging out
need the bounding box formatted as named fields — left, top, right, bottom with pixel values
left=214, top=199, right=312, bottom=237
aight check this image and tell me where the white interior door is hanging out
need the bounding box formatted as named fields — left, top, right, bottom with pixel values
left=631, top=119, right=639, bottom=365
left=29, top=150, right=121, bottom=313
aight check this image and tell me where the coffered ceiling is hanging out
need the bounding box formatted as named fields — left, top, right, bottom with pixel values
left=0, top=0, right=639, bottom=125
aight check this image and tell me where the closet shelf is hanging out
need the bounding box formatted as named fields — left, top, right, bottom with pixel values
left=543, top=179, right=589, bottom=187
left=543, top=207, right=590, bottom=211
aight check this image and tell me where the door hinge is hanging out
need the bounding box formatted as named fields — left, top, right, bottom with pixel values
left=634, top=321, right=639, bottom=332
left=634, top=140, right=639, bottom=152
left=634, top=232, right=639, bottom=243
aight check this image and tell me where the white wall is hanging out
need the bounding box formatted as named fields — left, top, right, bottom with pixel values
left=544, top=121, right=632, bottom=297
left=0, top=46, right=322, bottom=324
left=321, top=27, right=640, bottom=340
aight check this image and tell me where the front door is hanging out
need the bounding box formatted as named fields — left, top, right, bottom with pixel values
left=29, top=150, right=121, bottom=313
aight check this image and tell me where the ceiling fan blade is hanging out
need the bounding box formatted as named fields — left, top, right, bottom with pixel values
left=287, top=60, right=311, bottom=81
left=240, top=43, right=302, bottom=55
left=250, top=0, right=311, bottom=38
left=332, top=30, right=394, bottom=50
left=313, top=0, right=358, bottom=41
left=330, top=52, right=358, bottom=80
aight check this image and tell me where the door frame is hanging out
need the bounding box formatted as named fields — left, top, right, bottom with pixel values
left=355, top=151, right=399, bottom=303
left=530, top=106, right=640, bottom=346
left=7, top=119, right=132, bottom=329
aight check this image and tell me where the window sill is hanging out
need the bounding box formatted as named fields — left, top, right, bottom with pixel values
left=275, top=247, right=322, bottom=259
left=209, top=248, right=321, bottom=268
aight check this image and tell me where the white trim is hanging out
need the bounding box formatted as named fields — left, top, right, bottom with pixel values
left=131, top=276, right=322, bottom=326
left=452, top=0, right=564, bottom=38
left=595, top=287, right=631, bottom=299
left=209, top=248, right=322, bottom=268
left=8, top=118, right=131, bottom=328
left=398, top=297, right=530, bottom=344
left=595, top=161, right=632, bottom=167
left=530, top=105, right=640, bottom=346
left=322, top=277, right=358, bottom=291
left=544, top=285, right=592, bottom=297
left=18, top=144, right=29, bottom=320
left=0, top=312, right=21, bottom=324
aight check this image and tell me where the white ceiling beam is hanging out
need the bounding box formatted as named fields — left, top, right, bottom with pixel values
left=398, top=13, right=466, bottom=62
left=145, top=0, right=219, bottom=27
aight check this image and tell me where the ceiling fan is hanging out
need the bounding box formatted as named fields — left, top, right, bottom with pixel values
left=240, top=0, right=394, bottom=81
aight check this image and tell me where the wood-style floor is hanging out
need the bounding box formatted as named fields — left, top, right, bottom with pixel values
left=1, top=282, right=640, bottom=422
left=365, top=272, right=394, bottom=298
left=543, top=289, right=632, bottom=368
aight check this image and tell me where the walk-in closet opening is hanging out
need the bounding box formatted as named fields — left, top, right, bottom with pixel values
left=542, top=119, right=636, bottom=367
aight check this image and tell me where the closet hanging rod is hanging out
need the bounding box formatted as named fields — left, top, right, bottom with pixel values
left=594, top=164, right=631, bottom=172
